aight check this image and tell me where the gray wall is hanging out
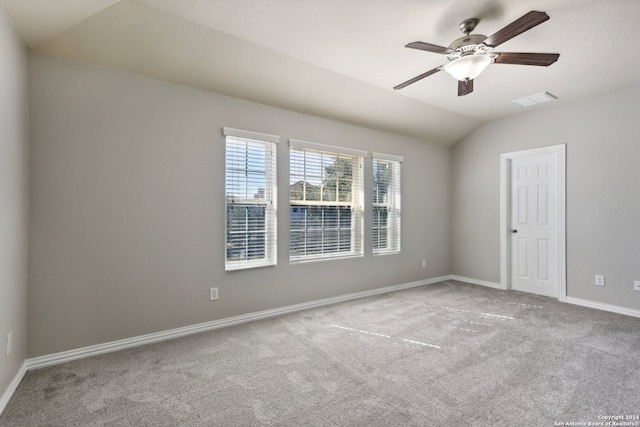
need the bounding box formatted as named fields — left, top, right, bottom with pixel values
left=27, top=53, right=450, bottom=357
left=451, top=83, right=640, bottom=311
left=0, top=2, right=29, bottom=401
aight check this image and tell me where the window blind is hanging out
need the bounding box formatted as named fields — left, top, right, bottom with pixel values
left=289, top=140, right=365, bottom=262
left=224, top=128, right=278, bottom=270
left=372, top=153, right=402, bottom=255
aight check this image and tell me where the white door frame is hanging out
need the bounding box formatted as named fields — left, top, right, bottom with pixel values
left=500, top=144, right=566, bottom=301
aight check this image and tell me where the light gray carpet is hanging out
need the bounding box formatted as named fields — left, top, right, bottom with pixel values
left=2, top=280, right=639, bottom=426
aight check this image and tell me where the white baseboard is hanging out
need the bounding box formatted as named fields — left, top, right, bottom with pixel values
left=0, top=361, right=27, bottom=416
left=449, top=275, right=506, bottom=290
left=450, top=275, right=640, bottom=318
left=565, top=297, right=640, bottom=319
left=26, top=276, right=450, bottom=371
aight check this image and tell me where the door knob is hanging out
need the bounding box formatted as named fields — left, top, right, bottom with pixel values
left=511, top=229, right=518, bottom=233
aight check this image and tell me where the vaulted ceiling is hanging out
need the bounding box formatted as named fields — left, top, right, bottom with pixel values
left=4, top=0, right=640, bottom=145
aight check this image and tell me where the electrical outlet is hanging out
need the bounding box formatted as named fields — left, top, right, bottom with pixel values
left=209, top=287, right=219, bottom=301
left=6, top=332, right=12, bottom=357
left=634, top=281, right=640, bottom=292
left=595, top=275, right=605, bottom=287
left=422, top=259, right=427, bottom=268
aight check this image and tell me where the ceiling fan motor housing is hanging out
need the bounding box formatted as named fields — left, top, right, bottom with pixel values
left=447, top=34, right=492, bottom=61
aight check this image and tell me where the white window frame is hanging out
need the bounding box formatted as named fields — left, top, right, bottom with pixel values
left=289, top=139, right=366, bottom=263
left=224, top=127, right=279, bottom=271
left=372, top=153, right=402, bottom=255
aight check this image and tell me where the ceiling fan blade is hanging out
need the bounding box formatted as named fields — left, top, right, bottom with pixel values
left=393, top=67, right=441, bottom=90
left=405, top=42, right=454, bottom=55
left=483, top=11, right=550, bottom=48
left=458, top=79, right=474, bottom=96
left=494, top=52, right=559, bottom=66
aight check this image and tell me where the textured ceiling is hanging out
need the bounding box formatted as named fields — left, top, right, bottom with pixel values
left=3, top=0, right=640, bottom=145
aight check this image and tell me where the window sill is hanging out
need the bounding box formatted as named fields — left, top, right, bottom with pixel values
left=373, top=251, right=401, bottom=257
left=225, top=261, right=277, bottom=272
left=290, top=253, right=363, bottom=265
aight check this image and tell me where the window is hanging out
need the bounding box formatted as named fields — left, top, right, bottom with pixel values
left=224, top=128, right=278, bottom=271
left=289, top=140, right=365, bottom=262
left=372, top=153, right=402, bottom=254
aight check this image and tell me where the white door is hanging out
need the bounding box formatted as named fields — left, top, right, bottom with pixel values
left=510, top=152, right=559, bottom=297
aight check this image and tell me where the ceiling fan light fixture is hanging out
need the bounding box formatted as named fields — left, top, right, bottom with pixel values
left=444, top=55, right=493, bottom=81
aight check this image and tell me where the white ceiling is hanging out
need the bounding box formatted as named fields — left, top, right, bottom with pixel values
left=4, top=0, right=640, bottom=145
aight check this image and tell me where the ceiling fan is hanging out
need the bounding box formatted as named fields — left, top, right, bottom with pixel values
left=394, top=11, right=560, bottom=96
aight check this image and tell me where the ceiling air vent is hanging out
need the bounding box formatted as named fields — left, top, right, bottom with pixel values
left=512, top=92, right=557, bottom=107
